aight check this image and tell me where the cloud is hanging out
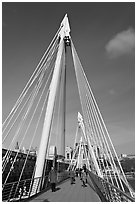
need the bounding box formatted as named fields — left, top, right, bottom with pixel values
left=105, top=28, right=135, bottom=58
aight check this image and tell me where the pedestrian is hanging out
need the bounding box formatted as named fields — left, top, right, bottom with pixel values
left=79, top=168, right=82, bottom=179
left=69, top=170, right=75, bottom=184
left=75, top=169, right=78, bottom=177
left=81, top=169, right=87, bottom=187
left=49, top=167, right=57, bottom=192
left=83, top=165, right=88, bottom=183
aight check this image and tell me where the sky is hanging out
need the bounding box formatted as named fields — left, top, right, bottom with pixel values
left=2, top=2, right=135, bottom=155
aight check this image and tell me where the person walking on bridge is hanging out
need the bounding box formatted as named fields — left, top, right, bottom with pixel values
left=49, top=167, right=57, bottom=192
left=81, top=169, right=87, bottom=187
left=69, top=170, right=75, bottom=185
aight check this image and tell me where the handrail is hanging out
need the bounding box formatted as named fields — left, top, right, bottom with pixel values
left=88, top=170, right=135, bottom=202
left=2, top=176, right=46, bottom=201
left=3, top=170, right=134, bottom=202
left=2, top=171, right=69, bottom=202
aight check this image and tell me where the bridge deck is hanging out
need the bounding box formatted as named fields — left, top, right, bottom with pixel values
left=29, top=176, right=101, bottom=202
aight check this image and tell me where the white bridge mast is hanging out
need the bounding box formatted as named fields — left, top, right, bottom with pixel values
left=78, top=112, right=102, bottom=177
left=34, top=15, right=70, bottom=181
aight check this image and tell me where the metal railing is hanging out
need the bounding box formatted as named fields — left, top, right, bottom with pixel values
left=88, top=171, right=135, bottom=202
left=2, top=171, right=70, bottom=202
left=2, top=177, right=44, bottom=201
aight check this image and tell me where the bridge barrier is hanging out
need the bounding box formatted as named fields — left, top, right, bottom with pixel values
left=57, top=170, right=70, bottom=182
left=2, top=177, right=34, bottom=201
left=88, top=170, right=135, bottom=202
left=2, top=171, right=70, bottom=202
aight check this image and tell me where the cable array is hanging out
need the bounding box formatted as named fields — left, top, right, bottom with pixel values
left=2, top=29, right=61, bottom=184
left=71, top=39, right=133, bottom=195
left=2, top=22, right=134, bottom=198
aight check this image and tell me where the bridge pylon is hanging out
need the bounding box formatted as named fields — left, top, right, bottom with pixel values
left=2, top=14, right=134, bottom=201
left=32, top=14, right=70, bottom=193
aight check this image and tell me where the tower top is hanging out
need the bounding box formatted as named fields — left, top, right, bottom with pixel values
left=78, top=112, right=83, bottom=124
left=59, top=14, right=70, bottom=40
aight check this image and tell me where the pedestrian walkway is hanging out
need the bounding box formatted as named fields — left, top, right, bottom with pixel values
left=30, top=176, right=101, bottom=202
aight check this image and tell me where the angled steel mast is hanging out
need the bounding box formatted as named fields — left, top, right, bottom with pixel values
left=34, top=14, right=70, bottom=182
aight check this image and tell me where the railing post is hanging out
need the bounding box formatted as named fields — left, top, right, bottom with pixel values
left=22, top=180, right=27, bottom=197
left=8, top=183, right=14, bottom=201
left=28, top=178, right=34, bottom=198
left=36, top=177, right=42, bottom=194
left=19, top=182, right=24, bottom=201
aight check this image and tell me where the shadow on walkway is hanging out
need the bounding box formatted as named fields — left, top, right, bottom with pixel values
left=43, top=199, right=49, bottom=202
left=55, top=187, right=61, bottom=192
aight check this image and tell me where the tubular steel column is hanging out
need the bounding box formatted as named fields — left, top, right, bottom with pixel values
left=60, top=64, right=66, bottom=157
left=57, top=58, right=66, bottom=158
left=32, top=15, right=70, bottom=191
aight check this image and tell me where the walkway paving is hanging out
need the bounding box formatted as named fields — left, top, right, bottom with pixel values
left=29, top=176, right=101, bottom=202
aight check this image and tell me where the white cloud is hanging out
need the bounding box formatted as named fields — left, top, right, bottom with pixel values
left=105, top=28, right=135, bottom=58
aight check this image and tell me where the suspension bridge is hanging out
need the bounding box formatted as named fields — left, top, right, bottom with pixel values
left=2, top=14, right=135, bottom=202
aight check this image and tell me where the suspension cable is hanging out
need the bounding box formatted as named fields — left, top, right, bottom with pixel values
left=2, top=38, right=59, bottom=136
left=2, top=27, right=61, bottom=128
left=3, top=42, right=59, bottom=175
left=3, top=41, right=59, bottom=150
left=71, top=39, right=127, bottom=191
left=71, top=39, right=123, bottom=188
left=13, top=67, right=53, bottom=195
